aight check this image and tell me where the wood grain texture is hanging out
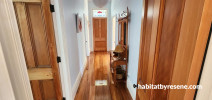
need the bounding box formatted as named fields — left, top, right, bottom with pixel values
left=152, top=0, right=186, bottom=99
left=14, top=3, right=36, bottom=68
left=137, top=0, right=161, bottom=99
left=168, top=0, right=206, bottom=99
left=28, top=68, right=53, bottom=80
left=13, top=0, right=41, bottom=3
left=93, top=18, right=107, bottom=51
left=41, top=0, right=63, bottom=99
left=14, top=0, right=62, bottom=99
left=27, top=3, right=51, bottom=66
left=137, top=0, right=211, bottom=99
left=75, top=52, right=132, bottom=100
left=184, top=0, right=212, bottom=99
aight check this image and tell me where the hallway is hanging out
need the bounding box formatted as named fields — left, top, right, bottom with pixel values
left=75, top=52, right=132, bottom=100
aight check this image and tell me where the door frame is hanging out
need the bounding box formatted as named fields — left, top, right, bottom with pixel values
left=0, top=0, right=33, bottom=99
left=112, top=16, right=117, bottom=50
left=83, top=14, right=90, bottom=56
left=92, top=17, right=108, bottom=51
left=48, top=0, right=73, bottom=99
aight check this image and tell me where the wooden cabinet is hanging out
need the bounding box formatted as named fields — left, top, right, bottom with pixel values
left=137, top=0, right=212, bottom=100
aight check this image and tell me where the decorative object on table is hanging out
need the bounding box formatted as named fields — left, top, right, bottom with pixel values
left=113, top=44, right=125, bottom=59
left=75, top=14, right=82, bottom=33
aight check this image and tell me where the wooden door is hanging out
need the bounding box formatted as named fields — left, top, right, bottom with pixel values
left=13, top=0, right=62, bottom=100
left=136, top=0, right=159, bottom=99
left=93, top=18, right=107, bottom=51
left=137, top=0, right=212, bottom=99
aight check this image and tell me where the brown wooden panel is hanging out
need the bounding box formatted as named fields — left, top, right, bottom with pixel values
left=139, top=0, right=155, bottom=86
left=152, top=0, right=186, bottom=99
left=169, top=0, right=205, bottom=99
left=95, top=42, right=107, bottom=50
left=31, top=81, right=43, bottom=100
left=13, top=1, right=62, bottom=99
left=13, top=0, right=41, bottom=3
left=93, top=19, right=100, bottom=38
left=41, top=0, right=62, bottom=99
left=101, top=19, right=107, bottom=38
left=41, top=80, right=57, bottom=100
left=137, top=0, right=162, bottom=99
left=28, top=68, right=53, bottom=80
left=184, top=0, right=212, bottom=99
left=27, top=3, right=51, bottom=66
left=31, top=80, right=56, bottom=100
left=14, top=3, right=36, bottom=68
left=93, top=18, right=107, bottom=51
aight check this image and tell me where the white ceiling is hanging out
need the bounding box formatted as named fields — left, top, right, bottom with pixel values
left=89, top=0, right=110, bottom=8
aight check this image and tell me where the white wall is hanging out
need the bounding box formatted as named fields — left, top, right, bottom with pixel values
left=196, top=32, right=212, bottom=100
left=88, top=0, right=112, bottom=51
left=59, top=0, right=88, bottom=98
left=111, top=0, right=143, bottom=99
left=0, top=42, right=16, bottom=100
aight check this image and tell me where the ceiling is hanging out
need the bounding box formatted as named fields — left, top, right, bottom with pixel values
left=91, top=0, right=110, bottom=8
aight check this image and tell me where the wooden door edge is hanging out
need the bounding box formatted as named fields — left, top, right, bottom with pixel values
left=184, top=0, right=212, bottom=99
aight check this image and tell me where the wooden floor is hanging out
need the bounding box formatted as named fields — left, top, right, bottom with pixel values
left=75, top=52, right=132, bottom=100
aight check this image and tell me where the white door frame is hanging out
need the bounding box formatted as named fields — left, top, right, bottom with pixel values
left=51, top=0, right=73, bottom=99
left=83, top=14, right=90, bottom=56
left=0, top=42, right=16, bottom=100
left=0, top=0, right=33, bottom=99
left=112, top=16, right=117, bottom=50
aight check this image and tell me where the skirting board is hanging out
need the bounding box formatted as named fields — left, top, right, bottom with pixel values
left=127, top=79, right=137, bottom=100
left=80, top=59, right=88, bottom=74
left=72, top=59, right=88, bottom=99
left=72, top=71, right=82, bottom=99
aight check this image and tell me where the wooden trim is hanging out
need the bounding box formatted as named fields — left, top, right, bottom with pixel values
left=184, top=0, right=212, bottom=99
left=13, top=0, right=41, bottom=3
left=118, top=17, right=128, bottom=21
left=41, top=0, right=63, bottom=99
left=28, top=68, right=53, bottom=80
left=136, top=0, right=146, bottom=99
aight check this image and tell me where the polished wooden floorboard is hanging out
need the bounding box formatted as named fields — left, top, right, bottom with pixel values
left=75, top=52, right=132, bottom=100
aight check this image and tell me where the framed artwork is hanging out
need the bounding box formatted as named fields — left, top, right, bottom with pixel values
left=75, top=14, right=82, bottom=33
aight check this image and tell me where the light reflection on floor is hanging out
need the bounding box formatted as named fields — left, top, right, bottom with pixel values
left=95, top=80, right=107, bottom=86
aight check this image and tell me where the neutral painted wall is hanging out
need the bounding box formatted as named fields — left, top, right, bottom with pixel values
left=88, top=0, right=112, bottom=51
left=60, top=0, right=88, bottom=98
left=196, top=32, right=212, bottom=100
left=0, top=42, right=16, bottom=100
left=111, top=0, right=143, bottom=99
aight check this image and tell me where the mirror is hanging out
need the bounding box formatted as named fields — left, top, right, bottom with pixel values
left=118, top=20, right=128, bottom=45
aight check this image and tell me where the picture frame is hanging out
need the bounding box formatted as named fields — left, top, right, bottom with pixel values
left=75, top=14, right=82, bottom=33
